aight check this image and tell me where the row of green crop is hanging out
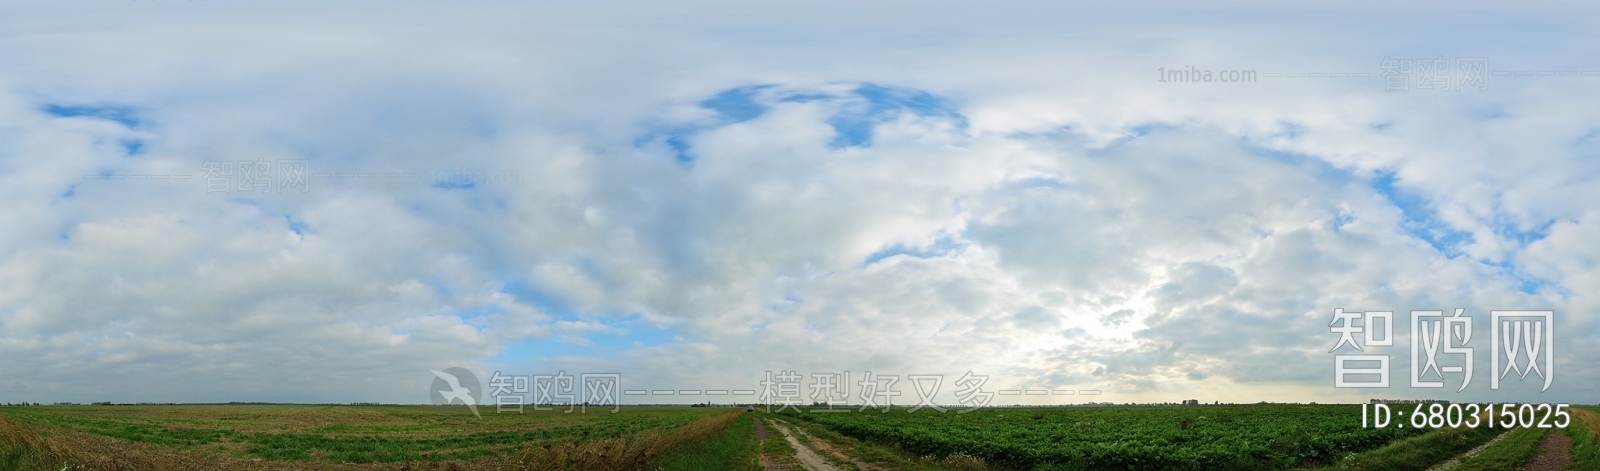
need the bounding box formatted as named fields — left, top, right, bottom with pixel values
left=778, top=405, right=1426, bottom=471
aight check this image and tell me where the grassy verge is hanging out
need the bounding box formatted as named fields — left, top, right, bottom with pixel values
left=1314, top=418, right=1503, bottom=471
left=652, top=411, right=760, bottom=471
left=1568, top=407, right=1600, bottom=470
left=1449, top=426, right=1548, bottom=471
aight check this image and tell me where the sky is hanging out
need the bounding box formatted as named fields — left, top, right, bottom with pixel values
left=1, top=0, right=1598, bottom=406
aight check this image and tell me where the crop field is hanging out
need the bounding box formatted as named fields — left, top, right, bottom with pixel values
left=772, top=404, right=1600, bottom=471
left=776, top=404, right=1425, bottom=470
left=2, top=404, right=1596, bottom=470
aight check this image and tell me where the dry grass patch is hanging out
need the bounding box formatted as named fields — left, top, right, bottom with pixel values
left=502, top=409, right=744, bottom=470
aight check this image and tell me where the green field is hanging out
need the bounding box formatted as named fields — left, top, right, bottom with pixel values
left=775, top=404, right=1600, bottom=471
left=0, top=404, right=740, bottom=470
left=777, top=404, right=1427, bottom=470
left=1, top=404, right=1595, bottom=470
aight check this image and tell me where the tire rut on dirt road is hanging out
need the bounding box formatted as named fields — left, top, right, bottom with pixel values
left=777, top=420, right=877, bottom=471
left=767, top=419, right=844, bottom=471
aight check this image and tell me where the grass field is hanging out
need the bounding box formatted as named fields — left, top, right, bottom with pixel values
left=0, top=404, right=739, bottom=470
left=2, top=404, right=1595, bottom=470
left=651, top=414, right=761, bottom=470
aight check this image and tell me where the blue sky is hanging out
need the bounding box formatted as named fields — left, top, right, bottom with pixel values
left=0, top=0, right=1598, bottom=406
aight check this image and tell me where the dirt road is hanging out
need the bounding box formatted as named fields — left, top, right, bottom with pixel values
left=769, top=419, right=843, bottom=471
left=1521, top=429, right=1573, bottom=471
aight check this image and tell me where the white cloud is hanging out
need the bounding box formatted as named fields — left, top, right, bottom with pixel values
left=1, top=1, right=1597, bottom=405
